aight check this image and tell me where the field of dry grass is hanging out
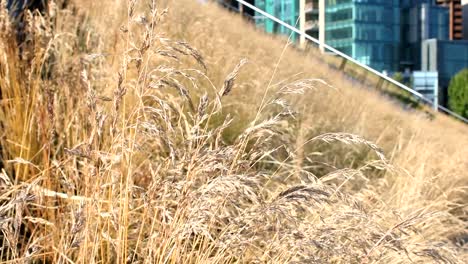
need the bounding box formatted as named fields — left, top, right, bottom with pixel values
left=0, top=0, right=467, bottom=263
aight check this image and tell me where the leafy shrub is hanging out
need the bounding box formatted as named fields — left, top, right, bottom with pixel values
left=448, top=68, right=468, bottom=118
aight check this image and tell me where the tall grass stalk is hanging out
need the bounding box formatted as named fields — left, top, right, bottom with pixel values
left=0, top=0, right=466, bottom=263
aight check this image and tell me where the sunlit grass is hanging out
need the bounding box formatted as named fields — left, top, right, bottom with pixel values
left=0, top=0, right=466, bottom=263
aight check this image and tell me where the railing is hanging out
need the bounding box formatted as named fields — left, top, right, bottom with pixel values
left=232, top=0, right=468, bottom=124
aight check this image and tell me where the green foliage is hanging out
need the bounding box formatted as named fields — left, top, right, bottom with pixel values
left=448, top=69, right=468, bottom=118
left=393, top=72, right=404, bottom=83
left=392, top=71, right=411, bottom=87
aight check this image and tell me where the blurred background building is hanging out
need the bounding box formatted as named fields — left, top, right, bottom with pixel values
left=217, top=0, right=468, bottom=107
left=435, top=0, right=463, bottom=39
left=324, top=0, right=401, bottom=72
left=463, top=0, right=468, bottom=39
left=254, top=0, right=299, bottom=40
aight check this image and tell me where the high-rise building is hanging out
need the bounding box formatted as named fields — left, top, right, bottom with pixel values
left=299, top=0, right=324, bottom=50
left=249, top=0, right=467, bottom=107
left=253, top=0, right=449, bottom=72
left=400, top=0, right=449, bottom=70
left=436, top=0, right=463, bottom=40
left=324, top=0, right=401, bottom=72
left=254, top=0, right=321, bottom=42
left=304, top=0, right=320, bottom=39
left=463, top=0, right=468, bottom=39
left=422, top=39, right=468, bottom=104
left=254, top=0, right=299, bottom=41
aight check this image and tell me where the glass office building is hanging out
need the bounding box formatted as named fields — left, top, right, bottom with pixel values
left=400, top=0, right=449, bottom=70
left=325, top=0, right=401, bottom=72
left=250, top=0, right=466, bottom=107
left=253, top=0, right=451, bottom=72
left=255, top=0, right=299, bottom=41
left=422, top=39, right=468, bottom=104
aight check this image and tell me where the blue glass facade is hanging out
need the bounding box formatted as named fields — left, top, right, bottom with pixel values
left=255, top=0, right=299, bottom=41
left=422, top=39, right=468, bottom=105
left=400, top=0, right=449, bottom=70
left=252, top=0, right=464, bottom=100
left=325, top=0, right=401, bottom=72
left=422, top=39, right=468, bottom=87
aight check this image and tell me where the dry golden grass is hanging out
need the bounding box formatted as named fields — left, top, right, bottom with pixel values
left=0, top=0, right=467, bottom=263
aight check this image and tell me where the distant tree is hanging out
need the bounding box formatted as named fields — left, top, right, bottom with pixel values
left=392, top=72, right=404, bottom=83
left=448, top=69, right=468, bottom=119
left=392, top=72, right=411, bottom=87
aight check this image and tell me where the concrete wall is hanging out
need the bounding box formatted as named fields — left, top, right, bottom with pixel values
left=421, top=39, right=438, bottom=73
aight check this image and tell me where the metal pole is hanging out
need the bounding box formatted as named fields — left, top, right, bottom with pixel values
left=299, top=0, right=306, bottom=49
left=434, top=75, right=439, bottom=111
left=319, top=0, right=325, bottom=53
